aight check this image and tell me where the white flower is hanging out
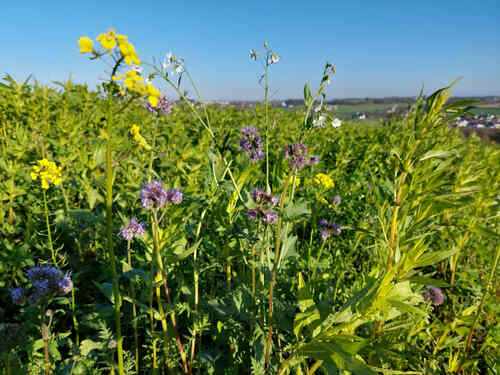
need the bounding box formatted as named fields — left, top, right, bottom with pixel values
left=250, top=49, right=260, bottom=60
left=314, top=104, right=322, bottom=113
left=131, top=64, right=142, bottom=74
left=269, top=53, right=280, bottom=64
left=331, top=118, right=342, bottom=128
left=162, top=52, right=173, bottom=71
left=313, top=115, right=326, bottom=128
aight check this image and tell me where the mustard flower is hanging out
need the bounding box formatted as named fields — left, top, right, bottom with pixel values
left=78, top=37, right=94, bottom=53
left=96, top=29, right=117, bottom=51
left=31, top=159, right=63, bottom=190
left=130, top=124, right=151, bottom=150
left=314, top=173, right=334, bottom=189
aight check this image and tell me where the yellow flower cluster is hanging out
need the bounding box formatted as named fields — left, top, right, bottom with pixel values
left=78, top=29, right=140, bottom=65
left=130, top=124, right=151, bottom=150
left=113, top=72, right=161, bottom=107
left=31, top=159, right=63, bottom=189
left=78, top=29, right=161, bottom=107
left=314, top=173, right=334, bottom=189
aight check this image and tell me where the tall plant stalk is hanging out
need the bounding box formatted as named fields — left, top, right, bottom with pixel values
left=104, top=95, right=124, bottom=375
left=42, top=189, right=57, bottom=266
left=264, top=170, right=293, bottom=372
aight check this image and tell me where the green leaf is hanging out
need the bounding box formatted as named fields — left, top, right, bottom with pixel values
left=80, top=339, right=104, bottom=356
left=416, top=248, right=459, bottom=268
left=407, top=276, right=451, bottom=287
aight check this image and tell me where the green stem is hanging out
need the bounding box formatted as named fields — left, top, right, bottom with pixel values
left=71, top=288, right=79, bottom=346
left=264, top=60, right=270, bottom=192
left=42, top=189, right=57, bottom=266
left=127, top=240, right=140, bottom=375
left=264, top=169, right=294, bottom=372
left=105, top=95, right=124, bottom=375
left=310, top=240, right=327, bottom=281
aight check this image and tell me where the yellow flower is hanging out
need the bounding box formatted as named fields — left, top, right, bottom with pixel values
left=146, top=84, right=161, bottom=107
left=123, top=70, right=144, bottom=90
left=314, top=173, right=334, bottom=189
left=130, top=124, right=151, bottom=150
left=117, top=38, right=140, bottom=65
left=78, top=37, right=94, bottom=53
left=31, top=159, right=63, bottom=190
left=282, top=173, right=300, bottom=187
left=96, top=29, right=117, bottom=51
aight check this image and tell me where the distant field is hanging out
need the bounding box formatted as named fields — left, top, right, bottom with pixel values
left=471, top=107, right=500, bottom=115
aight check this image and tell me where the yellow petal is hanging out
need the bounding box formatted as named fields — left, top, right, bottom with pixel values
left=78, top=37, right=94, bottom=53
left=148, top=95, right=159, bottom=107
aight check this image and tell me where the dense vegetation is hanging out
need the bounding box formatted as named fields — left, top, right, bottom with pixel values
left=1, top=33, right=499, bottom=375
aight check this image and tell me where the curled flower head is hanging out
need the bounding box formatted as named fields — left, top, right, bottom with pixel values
left=119, top=218, right=146, bottom=241
left=141, top=180, right=168, bottom=210
left=424, top=286, right=444, bottom=305
left=31, top=159, right=63, bottom=189
left=283, top=143, right=312, bottom=170
left=239, top=126, right=264, bottom=162
left=319, top=219, right=342, bottom=240
left=252, top=189, right=279, bottom=207
left=262, top=210, right=278, bottom=224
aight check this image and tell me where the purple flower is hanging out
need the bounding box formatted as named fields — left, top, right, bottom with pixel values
left=424, top=286, right=444, bottom=305
left=283, top=143, right=311, bottom=170
left=119, top=218, right=146, bottom=241
left=333, top=195, right=342, bottom=205
left=239, top=127, right=264, bottom=162
left=309, top=155, right=320, bottom=165
left=248, top=188, right=280, bottom=225
left=16, top=265, right=73, bottom=305
left=146, top=96, right=173, bottom=116
left=262, top=210, right=278, bottom=224
left=319, top=219, right=342, bottom=240
left=166, top=188, right=183, bottom=204
left=11, top=287, right=25, bottom=305
left=58, top=273, right=73, bottom=295
left=141, top=180, right=169, bottom=209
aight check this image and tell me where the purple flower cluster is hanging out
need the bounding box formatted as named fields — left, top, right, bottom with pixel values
left=320, top=219, right=342, bottom=240
left=239, top=126, right=264, bottom=162
left=146, top=96, right=173, bottom=116
left=11, top=265, right=73, bottom=305
left=119, top=218, right=146, bottom=241
left=141, top=180, right=183, bottom=210
left=424, top=286, right=444, bottom=305
left=247, top=188, right=280, bottom=224
left=283, top=143, right=318, bottom=170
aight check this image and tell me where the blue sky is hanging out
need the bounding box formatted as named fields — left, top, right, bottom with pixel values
left=2, top=0, right=499, bottom=100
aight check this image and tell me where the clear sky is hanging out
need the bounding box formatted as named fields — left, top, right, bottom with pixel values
left=2, top=0, right=499, bottom=100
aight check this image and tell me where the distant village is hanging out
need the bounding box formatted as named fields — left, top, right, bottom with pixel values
left=453, top=114, right=500, bottom=129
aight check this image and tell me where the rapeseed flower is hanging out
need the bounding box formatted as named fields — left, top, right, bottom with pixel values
left=130, top=124, right=151, bottom=150
left=314, top=173, right=334, bottom=189
left=97, top=29, right=117, bottom=51
left=78, top=37, right=94, bottom=53
left=31, top=159, right=63, bottom=189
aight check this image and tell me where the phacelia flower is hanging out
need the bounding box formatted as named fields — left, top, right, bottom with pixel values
left=10, top=287, right=25, bottom=305
left=333, top=195, right=342, bottom=205
left=309, top=155, right=320, bottom=166
left=247, top=188, right=280, bottom=224
left=424, top=286, right=444, bottom=305
left=119, top=218, right=146, bottom=241
left=31, top=159, right=63, bottom=189
left=166, top=188, right=183, bottom=204
left=239, top=126, right=264, bottom=162
left=283, top=142, right=316, bottom=170
left=14, top=265, right=73, bottom=304
left=146, top=96, right=173, bottom=115
left=141, top=180, right=169, bottom=210
left=320, top=219, right=342, bottom=240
